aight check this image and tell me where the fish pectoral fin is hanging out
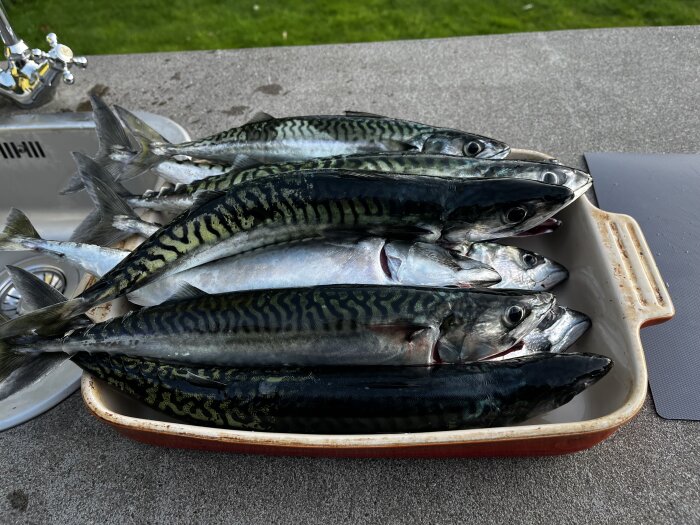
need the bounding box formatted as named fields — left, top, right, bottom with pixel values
left=191, top=190, right=227, bottom=210
left=367, top=323, right=434, bottom=343
left=356, top=139, right=418, bottom=153
left=230, top=154, right=261, bottom=172
left=344, top=110, right=388, bottom=119
left=246, top=111, right=275, bottom=124
left=163, top=283, right=208, bottom=303
left=184, top=371, right=226, bottom=390
left=363, top=223, right=440, bottom=242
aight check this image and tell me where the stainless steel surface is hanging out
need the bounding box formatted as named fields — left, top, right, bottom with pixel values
left=0, top=1, right=86, bottom=108
left=0, top=109, right=190, bottom=432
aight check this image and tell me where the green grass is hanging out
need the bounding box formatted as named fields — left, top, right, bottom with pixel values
left=4, top=0, right=700, bottom=55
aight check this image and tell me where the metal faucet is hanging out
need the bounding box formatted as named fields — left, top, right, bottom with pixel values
left=0, top=1, right=86, bottom=108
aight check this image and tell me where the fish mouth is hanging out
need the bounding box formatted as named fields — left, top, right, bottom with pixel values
left=571, top=175, right=594, bottom=201
left=539, top=266, right=569, bottom=291
left=477, top=145, right=511, bottom=160
left=551, top=310, right=592, bottom=352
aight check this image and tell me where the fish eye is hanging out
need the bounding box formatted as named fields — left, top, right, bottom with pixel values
left=464, top=141, right=483, bottom=156
left=504, top=206, right=528, bottom=224
left=543, top=171, right=559, bottom=185
left=522, top=253, right=538, bottom=268
left=503, top=305, right=527, bottom=328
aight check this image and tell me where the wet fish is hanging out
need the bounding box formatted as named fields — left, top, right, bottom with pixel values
left=120, top=153, right=591, bottom=214
left=462, top=242, right=569, bottom=291
left=0, top=155, right=573, bottom=337
left=73, top=352, right=612, bottom=433
left=0, top=272, right=554, bottom=368
left=0, top=208, right=127, bottom=278
left=490, top=307, right=592, bottom=360
left=127, top=238, right=501, bottom=306
left=112, top=106, right=511, bottom=180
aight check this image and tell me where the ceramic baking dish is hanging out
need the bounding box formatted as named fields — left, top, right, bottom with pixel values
left=80, top=149, right=674, bottom=457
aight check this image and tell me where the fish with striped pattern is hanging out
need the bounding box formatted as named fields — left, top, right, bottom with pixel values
left=73, top=352, right=612, bottom=434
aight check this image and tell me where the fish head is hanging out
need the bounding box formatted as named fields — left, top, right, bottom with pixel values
left=419, top=130, right=510, bottom=159
left=521, top=353, right=613, bottom=415
left=534, top=306, right=592, bottom=353
left=436, top=290, right=556, bottom=362
left=518, top=162, right=592, bottom=200
left=465, top=243, right=568, bottom=291
left=382, top=241, right=501, bottom=287
left=444, top=179, right=575, bottom=241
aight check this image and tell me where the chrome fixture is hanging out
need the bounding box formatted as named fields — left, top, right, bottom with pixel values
left=0, top=1, right=86, bottom=108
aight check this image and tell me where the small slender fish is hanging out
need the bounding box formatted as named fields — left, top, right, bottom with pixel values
left=490, top=306, right=592, bottom=360
left=112, top=105, right=511, bottom=180
left=0, top=273, right=555, bottom=370
left=0, top=208, right=127, bottom=278
left=0, top=155, right=573, bottom=338
left=73, top=352, right=612, bottom=433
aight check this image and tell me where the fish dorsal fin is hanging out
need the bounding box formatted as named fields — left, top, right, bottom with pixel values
left=246, top=111, right=274, bottom=124
left=3, top=208, right=40, bottom=239
left=184, top=371, right=226, bottom=390
left=164, top=283, right=208, bottom=303
left=344, top=110, right=387, bottom=118
left=191, top=190, right=226, bottom=210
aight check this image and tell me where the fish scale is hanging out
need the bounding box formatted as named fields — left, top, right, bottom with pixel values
left=72, top=352, right=612, bottom=434
left=7, top=286, right=553, bottom=366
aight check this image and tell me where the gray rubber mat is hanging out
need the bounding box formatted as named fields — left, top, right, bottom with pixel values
left=585, top=152, right=700, bottom=420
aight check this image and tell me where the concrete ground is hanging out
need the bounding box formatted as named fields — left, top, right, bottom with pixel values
left=0, top=26, right=699, bottom=524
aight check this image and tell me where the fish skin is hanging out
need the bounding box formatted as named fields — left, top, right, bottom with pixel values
left=127, top=238, right=501, bottom=306
left=73, top=352, right=612, bottom=433
left=126, top=153, right=591, bottom=213
left=0, top=169, right=573, bottom=338
left=8, top=286, right=554, bottom=366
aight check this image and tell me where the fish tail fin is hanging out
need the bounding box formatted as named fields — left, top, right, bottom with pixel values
left=0, top=208, right=41, bottom=251
left=0, top=270, right=83, bottom=403
left=69, top=152, right=139, bottom=246
left=0, top=293, right=86, bottom=340
left=60, top=95, right=135, bottom=194
left=112, top=105, right=170, bottom=181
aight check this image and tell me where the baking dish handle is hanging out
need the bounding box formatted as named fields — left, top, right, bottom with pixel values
left=595, top=208, right=675, bottom=327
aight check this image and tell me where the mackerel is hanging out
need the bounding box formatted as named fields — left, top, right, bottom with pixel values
left=126, top=238, right=501, bottom=306
left=0, top=155, right=573, bottom=337
left=0, top=276, right=555, bottom=367
left=114, top=107, right=511, bottom=180
left=122, top=153, right=591, bottom=214
left=73, top=352, right=612, bottom=433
